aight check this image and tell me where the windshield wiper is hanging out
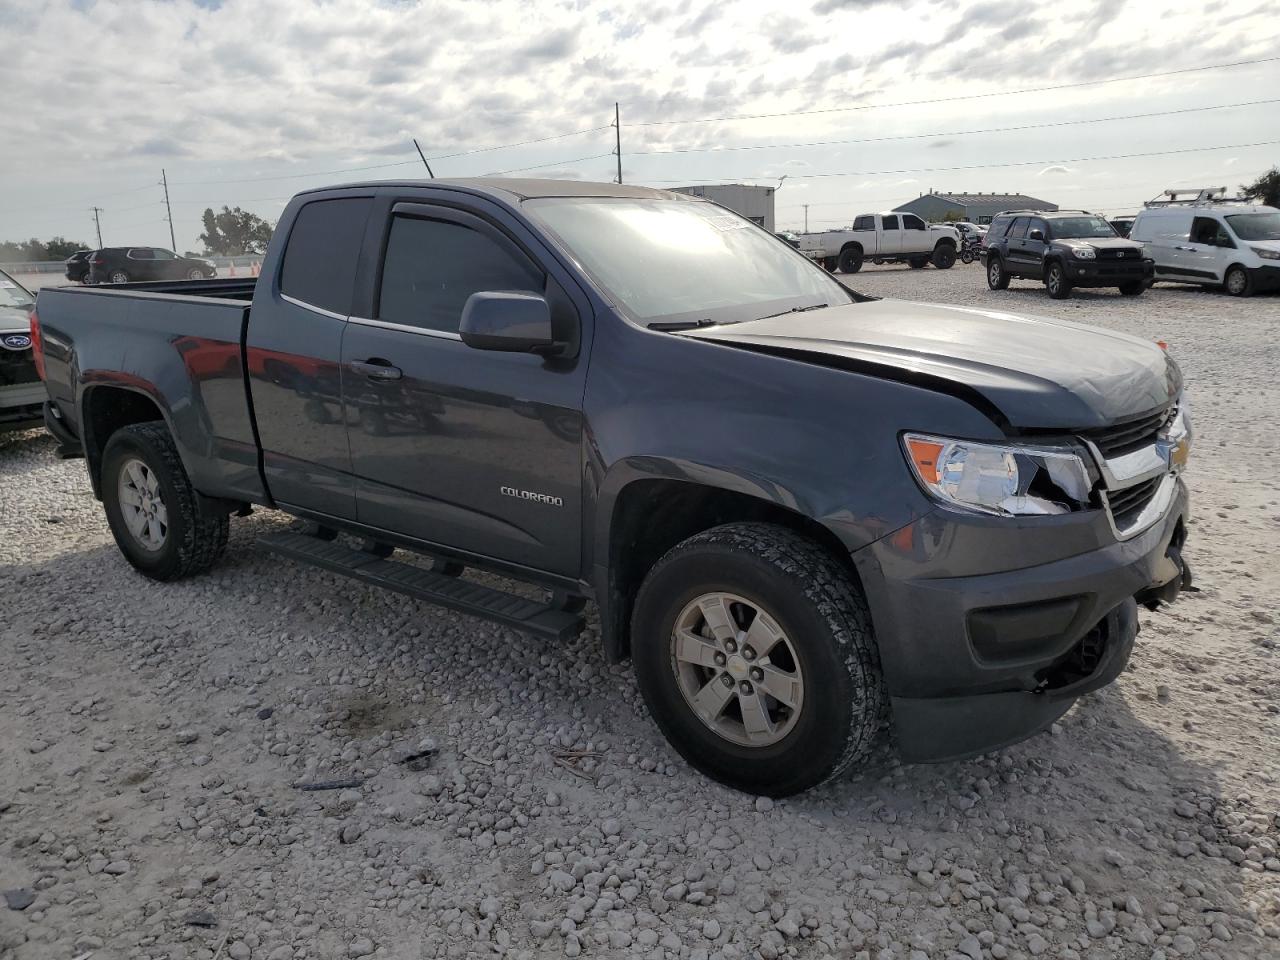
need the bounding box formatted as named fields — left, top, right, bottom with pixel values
left=754, top=303, right=828, bottom=321
left=647, top=318, right=723, bottom=332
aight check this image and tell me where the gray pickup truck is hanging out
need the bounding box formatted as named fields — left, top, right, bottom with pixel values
left=34, top=179, right=1193, bottom=796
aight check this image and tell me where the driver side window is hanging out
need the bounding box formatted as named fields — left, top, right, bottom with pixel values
left=1190, top=217, right=1226, bottom=246
left=902, top=215, right=925, bottom=231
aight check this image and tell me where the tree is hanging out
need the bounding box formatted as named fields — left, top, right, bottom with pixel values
left=197, top=206, right=275, bottom=256
left=1241, top=167, right=1280, bottom=208
left=0, top=237, right=90, bottom=262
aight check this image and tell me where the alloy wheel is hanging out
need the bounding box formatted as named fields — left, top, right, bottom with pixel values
left=670, top=592, right=804, bottom=748
left=117, top=458, right=168, bottom=551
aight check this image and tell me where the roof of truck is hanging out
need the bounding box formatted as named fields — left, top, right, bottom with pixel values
left=299, top=178, right=693, bottom=202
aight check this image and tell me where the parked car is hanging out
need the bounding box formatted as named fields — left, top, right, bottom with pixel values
left=64, top=249, right=94, bottom=283
left=34, top=179, right=1192, bottom=796
left=0, top=268, right=43, bottom=432
left=982, top=210, right=1153, bottom=298
left=797, top=213, right=959, bottom=272
left=1108, top=217, right=1136, bottom=239
left=774, top=231, right=801, bottom=248
left=87, top=247, right=217, bottom=285
left=1130, top=201, right=1280, bottom=297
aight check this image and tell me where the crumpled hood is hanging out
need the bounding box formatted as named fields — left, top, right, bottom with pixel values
left=681, top=299, right=1178, bottom=430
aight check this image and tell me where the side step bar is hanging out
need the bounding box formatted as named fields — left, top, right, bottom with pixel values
left=259, top=532, right=585, bottom=641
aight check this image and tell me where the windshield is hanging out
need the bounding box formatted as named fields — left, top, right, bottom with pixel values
left=1050, top=216, right=1117, bottom=240
left=1225, top=212, right=1280, bottom=241
left=524, top=198, right=854, bottom=325
left=0, top=270, right=34, bottom=311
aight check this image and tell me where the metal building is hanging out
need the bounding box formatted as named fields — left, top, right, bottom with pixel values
left=892, top=190, right=1059, bottom=225
left=670, top=184, right=776, bottom=231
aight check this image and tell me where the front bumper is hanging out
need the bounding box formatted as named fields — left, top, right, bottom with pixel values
left=852, top=476, right=1188, bottom=762
left=1065, top=257, right=1154, bottom=287
left=0, top=382, right=47, bottom=432
left=1249, top=263, right=1280, bottom=292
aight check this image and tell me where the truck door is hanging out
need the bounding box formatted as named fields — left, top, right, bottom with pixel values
left=1022, top=217, right=1049, bottom=279
left=245, top=195, right=373, bottom=519
left=340, top=199, right=588, bottom=577
left=878, top=215, right=902, bottom=255
left=900, top=214, right=928, bottom=255
left=1174, top=216, right=1235, bottom=283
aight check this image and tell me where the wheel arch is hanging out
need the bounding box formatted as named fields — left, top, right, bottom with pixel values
left=933, top=237, right=957, bottom=250
left=596, top=474, right=862, bottom=664
left=81, top=384, right=173, bottom=499
left=838, top=241, right=864, bottom=256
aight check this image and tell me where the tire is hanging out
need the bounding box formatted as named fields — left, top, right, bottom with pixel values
left=931, top=244, right=957, bottom=269
left=1224, top=265, right=1252, bottom=297
left=960, top=249, right=975, bottom=264
left=187, top=268, right=205, bottom=280
left=838, top=246, right=863, bottom=274
left=632, top=522, right=884, bottom=797
left=1119, top=281, right=1145, bottom=296
left=109, top=270, right=130, bottom=284
left=1045, top=261, right=1072, bottom=299
left=909, top=257, right=928, bottom=269
left=101, top=422, right=229, bottom=581
left=822, top=257, right=838, bottom=273
left=986, top=255, right=1010, bottom=290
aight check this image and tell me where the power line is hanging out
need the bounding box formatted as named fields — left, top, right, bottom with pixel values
left=639, top=139, right=1280, bottom=184
left=424, top=125, right=612, bottom=163
left=172, top=159, right=420, bottom=187
left=628, top=99, right=1279, bottom=158
left=626, top=55, right=1280, bottom=127
left=484, top=153, right=615, bottom=176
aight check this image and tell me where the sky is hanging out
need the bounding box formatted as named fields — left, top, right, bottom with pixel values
left=1, top=0, right=1277, bottom=253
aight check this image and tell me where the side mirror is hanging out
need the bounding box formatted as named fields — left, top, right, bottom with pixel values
left=459, top=291, right=559, bottom=355
left=1027, top=229, right=1045, bottom=242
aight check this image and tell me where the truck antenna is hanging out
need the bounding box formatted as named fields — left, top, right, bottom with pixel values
left=413, top=139, right=435, bottom=178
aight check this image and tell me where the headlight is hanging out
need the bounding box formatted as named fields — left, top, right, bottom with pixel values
left=1072, top=247, right=1096, bottom=260
left=1250, top=246, right=1280, bottom=260
left=903, top=434, right=1093, bottom=517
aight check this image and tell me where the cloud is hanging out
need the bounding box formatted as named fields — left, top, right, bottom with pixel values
left=813, top=0, right=889, bottom=13
left=1038, top=165, right=1075, bottom=176
left=928, top=140, right=955, bottom=149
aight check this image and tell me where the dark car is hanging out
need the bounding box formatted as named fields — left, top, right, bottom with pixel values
left=982, top=210, right=1153, bottom=298
left=64, top=249, right=94, bottom=283
left=0, top=268, right=43, bottom=432
left=34, top=179, right=1192, bottom=796
left=774, top=231, right=801, bottom=248
left=88, top=247, right=217, bottom=285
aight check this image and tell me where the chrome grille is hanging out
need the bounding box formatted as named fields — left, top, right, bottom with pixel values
left=1080, top=407, right=1171, bottom=459
left=1106, top=476, right=1162, bottom=528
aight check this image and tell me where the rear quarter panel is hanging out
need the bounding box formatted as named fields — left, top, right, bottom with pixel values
left=36, top=286, right=264, bottom=502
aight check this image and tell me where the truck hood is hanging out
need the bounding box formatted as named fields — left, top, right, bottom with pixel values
left=681, top=299, right=1178, bottom=430
left=1057, top=237, right=1145, bottom=255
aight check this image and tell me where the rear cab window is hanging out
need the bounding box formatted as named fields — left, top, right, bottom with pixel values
left=279, top=197, right=374, bottom=316
left=852, top=215, right=875, bottom=231
left=881, top=215, right=900, bottom=230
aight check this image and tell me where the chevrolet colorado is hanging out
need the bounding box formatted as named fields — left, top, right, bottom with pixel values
left=33, top=179, right=1192, bottom=796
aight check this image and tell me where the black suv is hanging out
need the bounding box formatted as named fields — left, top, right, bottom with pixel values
left=981, top=210, right=1152, bottom=299
left=87, top=247, right=217, bottom=285
left=63, top=250, right=93, bottom=284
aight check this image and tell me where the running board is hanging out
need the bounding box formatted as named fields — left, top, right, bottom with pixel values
left=258, top=532, right=585, bottom=641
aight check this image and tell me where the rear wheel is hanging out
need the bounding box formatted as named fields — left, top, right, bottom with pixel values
left=102, top=422, right=229, bottom=581
left=822, top=257, right=837, bottom=273
left=1224, top=265, right=1252, bottom=297
left=931, top=244, right=957, bottom=269
left=986, top=256, right=1010, bottom=290
left=1045, top=261, right=1072, bottom=299
left=838, top=246, right=863, bottom=274
left=632, top=522, right=884, bottom=797
left=1119, top=281, right=1145, bottom=296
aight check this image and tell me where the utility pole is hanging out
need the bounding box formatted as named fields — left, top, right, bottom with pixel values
left=614, top=102, right=622, bottom=185
left=91, top=207, right=103, bottom=247
left=412, top=139, right=435, bottom=178
left=803, top=204, right=809, bottom=232
left=161, top=168, right=177, bottom=252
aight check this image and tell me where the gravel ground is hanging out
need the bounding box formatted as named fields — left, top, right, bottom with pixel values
left=2, top=265, right=1278, bottom=960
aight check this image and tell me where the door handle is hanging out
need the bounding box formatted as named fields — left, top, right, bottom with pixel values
left=350, top=359, right=402, bottom=381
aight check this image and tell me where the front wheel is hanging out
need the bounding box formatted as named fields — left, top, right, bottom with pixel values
left=960, top=248, right=975, bottom=264
left=1045, top=262, right=1072, bottom=299
left=1224, top=265, right=1252, bottom=297
left=822, top=256, right=837, bottom=273
left=187, top=268, right=205, bottom=280
left=986, top=256, right=1010, bottom=290
left=632, top=523, right=884, bottom=797
left=931, top=244, right=957, bottom=269
left=102, top=422, right=229, bottom=581
left=838, top=246, right=863, bottom=274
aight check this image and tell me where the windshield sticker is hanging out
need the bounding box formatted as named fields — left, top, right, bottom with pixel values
left=691, top=207, right=749, bottom=232
left=0, top=280, right=15, bottom=289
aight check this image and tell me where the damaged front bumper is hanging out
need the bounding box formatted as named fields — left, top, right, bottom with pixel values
left=852, top=475, right=1189, bottom=763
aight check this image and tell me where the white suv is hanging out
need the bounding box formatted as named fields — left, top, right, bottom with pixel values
left=1131, top=202, right=1280, bottom=296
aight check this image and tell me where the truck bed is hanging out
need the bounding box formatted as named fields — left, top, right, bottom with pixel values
left=98, top=276, right=257, bottom=301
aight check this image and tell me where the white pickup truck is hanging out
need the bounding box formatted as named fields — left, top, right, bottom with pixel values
left=798, top=213, right=961, bottom=273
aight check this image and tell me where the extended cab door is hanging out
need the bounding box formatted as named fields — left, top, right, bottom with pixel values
left=340, top=196, right=589, bottom=577
left=878, top=215, right=902, bottom=255
left=245, top=194, right=374, bottom=519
